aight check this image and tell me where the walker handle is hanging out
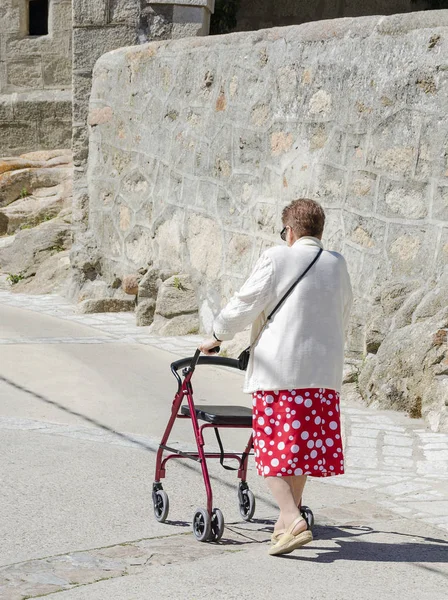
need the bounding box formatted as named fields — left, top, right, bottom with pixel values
left=170, top=354, right=240, bottom=373
left=190, top=348, right=201, bottom=370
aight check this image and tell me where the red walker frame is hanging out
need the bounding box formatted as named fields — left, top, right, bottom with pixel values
left=153, top=349, right=256, bottom=541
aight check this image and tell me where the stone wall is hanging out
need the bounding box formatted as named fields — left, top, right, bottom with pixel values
left=72, top=0, right=215, bottom=233
left=0, top=0, right=73, bottom=155
left=84, top=11, right=448, bottom=428
left=233, top=0, right=433, bottom=32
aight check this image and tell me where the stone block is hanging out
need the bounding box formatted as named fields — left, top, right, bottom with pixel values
left=369, top=110, right=423, bottom=177
left=72, top=125, right=89, bottom=166
left=172, top=7, right=208, bottom=38
left=89, top=208, right=122, bottom=257
left=216, top=187, right=243, bottom=230
left=307, top=89, right=333, bottom=119
left=281, top=159, right=311, bottom=203
left=433, top=186, right=448, bottom=222
left=155, top=274, right=198, bottom=318
left=253, top=202, right=277, bottom=236
left=51, top=0, right=74, bottom=33
left=152, top=212, right=183, bottom=272
left=73, top=71, right=93, bottom=124
left=375, top=9, right=448, bottom=36
left=377, top=179, right=430, bottom=221
left=42, top=56, right=72, bottom=88
left=140, top=5, right=174, bottom=41
left=73, top=26, right=138, bottom=72
left=77, top=298, right=135, bottom=313
left=186, top=213, right=222, bottom=280
left=119, top=169, right=152, bottom=211
left=138, top=268, right=163, bottom=300
left=413, top=271, right=448, bottom=322
left=310, top=164, right=347, bottom=207
left=151, top=312, right=200, bottom=336
left=73, top=0, right=108, bottom=27
left=136, top=298, right=156, bottom=326
left=0, top=122, right=39, bottom=156
left=345, top=171, right=377, bottom=213
left=124, top=225, right=153, bottom=268
left=12, top=98, right=42, bottom=121
left=344, top=133, right=368, bottom=168
left=386, top=224, right=435, bottom=278
left=416, top=117, right=448, bottom=180
left=109, top=0, right=141, bottom=25
left=39, top=120, right=72, bottom=150
left=0, top=97, right=14, bottom=121
left=233, top=128, right=265, bottom=170
left=195, top=179, right=217, bottom=211
left=150, top=0, right=214, bottom=7
left=6, top=59, right=43, bottom=90
left=322, top=208, right=344, bottom=253
left=343, top=211, right=386, bottom=251
left=5, top=34, right=65, bottom=58
left=225, top=233, right=253, bottom=275
left=166, top=170, right=183, bottom=207
left=1, top=5, right=21, bottom=34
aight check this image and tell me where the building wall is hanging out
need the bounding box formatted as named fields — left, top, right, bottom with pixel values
left=233, top=0, right=432, bottom=31
left=0, top=0, right=73, bottom=155
left=85, top=11, right=448, bottom=356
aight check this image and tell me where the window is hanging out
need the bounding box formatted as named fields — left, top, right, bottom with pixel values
left=28, top=0, right=49, bottom=36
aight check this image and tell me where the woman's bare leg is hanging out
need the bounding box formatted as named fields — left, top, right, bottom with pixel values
left=291, top=475, right=307, bottom=508
left=267, top=475, right=307, bottom=534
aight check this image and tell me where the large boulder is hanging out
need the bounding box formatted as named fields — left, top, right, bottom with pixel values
left=0, top=212, right=71, bottom=279
left=12, top=251, right=71, bottom=295
left=0, top=189, right=68, bottom=235
left=150, top=274, right=200, bottom=335
left=358, top=270, right=448, bottom=432
left=0, top=150, right=72, bottom=208
left=0, top=150, right=73, bottom=295
left=0, top=148, right=72, bottom=235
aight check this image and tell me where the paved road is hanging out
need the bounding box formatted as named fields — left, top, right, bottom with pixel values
left=0, top=290, right=447, bottom=600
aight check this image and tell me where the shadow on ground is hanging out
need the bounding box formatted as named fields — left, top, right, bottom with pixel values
left=279, top=524, right=448, bottom=565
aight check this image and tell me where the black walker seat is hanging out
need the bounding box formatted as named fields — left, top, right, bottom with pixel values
left=180, top=404, right=253, bottom=426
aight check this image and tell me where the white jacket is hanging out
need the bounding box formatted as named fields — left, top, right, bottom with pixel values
left=213, top=237, right=353, bottom=394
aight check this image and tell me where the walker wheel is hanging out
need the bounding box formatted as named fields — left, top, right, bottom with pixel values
left=210, top=508, right=225, bottom=542
left=153, top=490, right=169, bottom=523
left=192, top=507, right=211, bottom=542
left=300, top=505, right=314, bottom=530
left=239, top=488, right=256, bottom=521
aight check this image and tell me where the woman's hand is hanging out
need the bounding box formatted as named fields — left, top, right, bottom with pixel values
left=199, top=338, right=221, bottom=355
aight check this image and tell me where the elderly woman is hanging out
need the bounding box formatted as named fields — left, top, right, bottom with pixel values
left=200, top=198, right=352, bottom=557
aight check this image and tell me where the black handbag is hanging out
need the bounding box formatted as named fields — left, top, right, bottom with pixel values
left=237, top=248, right=323, bottom=371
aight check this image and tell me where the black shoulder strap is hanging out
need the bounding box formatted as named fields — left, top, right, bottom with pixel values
left=267, top=248, right=323, bottom=322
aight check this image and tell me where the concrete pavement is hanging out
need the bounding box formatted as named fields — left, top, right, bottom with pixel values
left=0, top=289, right=447, bottom=599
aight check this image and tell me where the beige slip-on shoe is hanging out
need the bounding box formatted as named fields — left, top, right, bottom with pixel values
left=268, top=517, right=313, bottom=556
left=270, top=530, right=285, bottom=544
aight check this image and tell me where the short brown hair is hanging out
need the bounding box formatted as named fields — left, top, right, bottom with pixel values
left=282, top=198, right=325, bottom=239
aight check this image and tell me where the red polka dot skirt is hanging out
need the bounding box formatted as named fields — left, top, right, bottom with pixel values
left=252, top=388, right=344, bottom=478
